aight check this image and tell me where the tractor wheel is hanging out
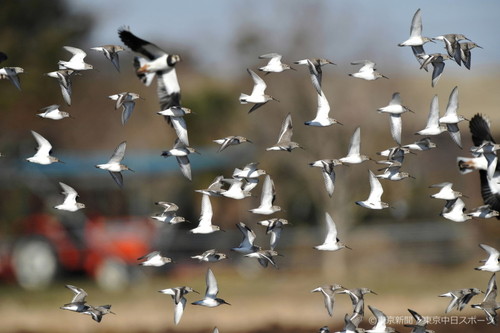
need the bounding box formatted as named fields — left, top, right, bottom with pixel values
left=94, top=257, right=145, bottom=291
left=94, top=257, right=130, bottom=291
left=11, top=236, right=59, bottom=290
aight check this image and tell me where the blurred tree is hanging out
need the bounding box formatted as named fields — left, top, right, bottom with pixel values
left=0, top=0, right=93, bottom=109
left=0, top=0, right=93, bottom=230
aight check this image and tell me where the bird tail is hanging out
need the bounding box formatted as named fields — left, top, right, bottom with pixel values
left=239, top=93, right=249, bottom=103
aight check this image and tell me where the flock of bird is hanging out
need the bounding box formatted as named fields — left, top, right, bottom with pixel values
left=0, top=6, right=498, bottom=332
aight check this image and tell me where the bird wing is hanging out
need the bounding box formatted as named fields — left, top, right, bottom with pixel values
left=388, top=92, right=402, bottom=106
left=118, top=29, right=167, bottom=60
left=316, top=90, right=331, bottom=119
left=431, top=61, right=446, bottom=87
left=236, top=222, right=257, bottom=247
left=198, top=194, right=213, bottom=228
left=425, top=95, right=440, bottom=128
left=121, top=101, right=136, bottom=125
left=411, top=45, right=427, bottom=68
left=247, top=68, right=267, bottom=96
left=175, top=156, right=192, bottom=181
left=259, top=53, right=282, bottom=64
left=31, top=130, right=52, bottom=156
left=321, top=167, right=335, bottom=198
left=323, top=212, right=338, bottom=244
left=157, top=69, right=181, bottom=110
left=5, top=67, right=21, bottom=90
left=138, top=250, right=160, bottom=261
left=470, top=114, right=495, bottom=146
left=59, top=182, right=78, bottom=204
left=409, top=8, right=423, bottom=37
left=276, top=113, right=294, bottom=144
left=66, top=284, right=88, bottom=303
left=63, top=46, right=87, bottom=62
left=446, top=123, right=462, bottom=149
left=389, top=114, right=402, bottom=145
left=109, top=171, right=123, bottom=188
left=205, top=268, right=219, bottom=298
left=260, top=175, right=276, bottom=207
left=306, top=59, right=322, bottom=95
left=346, top=127, right=361, bottom=157
left=351, top=60, right=375, bottom=72
left=480, top=244, right=500, bottom=266
left=171, top=116, right=189, bottom=146
left=483, top=273, right=497, bottom=302
left=59, top=78, right=72, bottom=106
left=173, top=297, right=186, bottom=325
left=443, top=86, right=459, bottom=118
left=368, top=305, right=388, bottom=330
left=368, top=170, right=384, bottom=202
left=108, top=141, right=127, bottom=163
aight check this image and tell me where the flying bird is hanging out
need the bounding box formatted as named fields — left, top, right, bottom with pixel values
left=309, top=159, right=343, bottom=197
left=355, top=170, right=390, bottom=209
left=415, top=95, right=446, bottom=136
left=471, top=273, right=500, bottom=325
left=258, top=53, right=295, bottom=74
left=91, top=44, right=125, bottom=72
left=349, top=60, right=388, bottom=80
left=475, top=244, right=500, bottom=273
left=294, top=58, right=335, bottom=95
left=54, top=182, right=85, bottom=212
left=159, top=286, right=198, bottom=325
left=191, top=268, right=230, bottom=307
left=36, top=104, right=72, bottom=120
left=44, top=69, right=78, bottom=106
left=249, top=175, right=281, bottom=215
left=213, top=136, right=252, bottom=152
left=231, top=222, right=261, bottom=254
left=239, top=68, right=278, bottom=113
left=95, top=141, right=133, bottom=188
left=108, top=92, right=143, bottom=125
left=189, top=194, right=222, bottom=234
left=161, top=139, right=198, bottom=181
left=137, top=251, right=173, bottom=267
left=311, top=284, right=344, bottom=317
left=118, top=28, right=181, bottom=111
left=266, top=113, right=302, bottom=151
left=304, top=87, right=342, bottom=127
left=314, top=212, right=351, bottom=251
left=58, top=46, right=93, bottom=71
left=439, top=288, right=482, bottom=313
left=398, top=8, right=433, bottom=47
left=26, top=130, right=62, bottom=165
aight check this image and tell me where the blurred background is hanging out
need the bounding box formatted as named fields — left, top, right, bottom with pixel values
left=0, top=0, right=499, bottom=332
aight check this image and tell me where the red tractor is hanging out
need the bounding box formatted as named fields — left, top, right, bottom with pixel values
left=3, top=213, right=154, bottom=290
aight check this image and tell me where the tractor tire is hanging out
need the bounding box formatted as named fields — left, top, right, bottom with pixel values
left=11, top=236, right=59, bottom=290
left=94, top=257, right=145, bottom=291
left=94, top=257, right=130, bottom=291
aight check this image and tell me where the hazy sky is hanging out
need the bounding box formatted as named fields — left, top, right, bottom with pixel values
left=66, top=0, right=500, bottom=77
